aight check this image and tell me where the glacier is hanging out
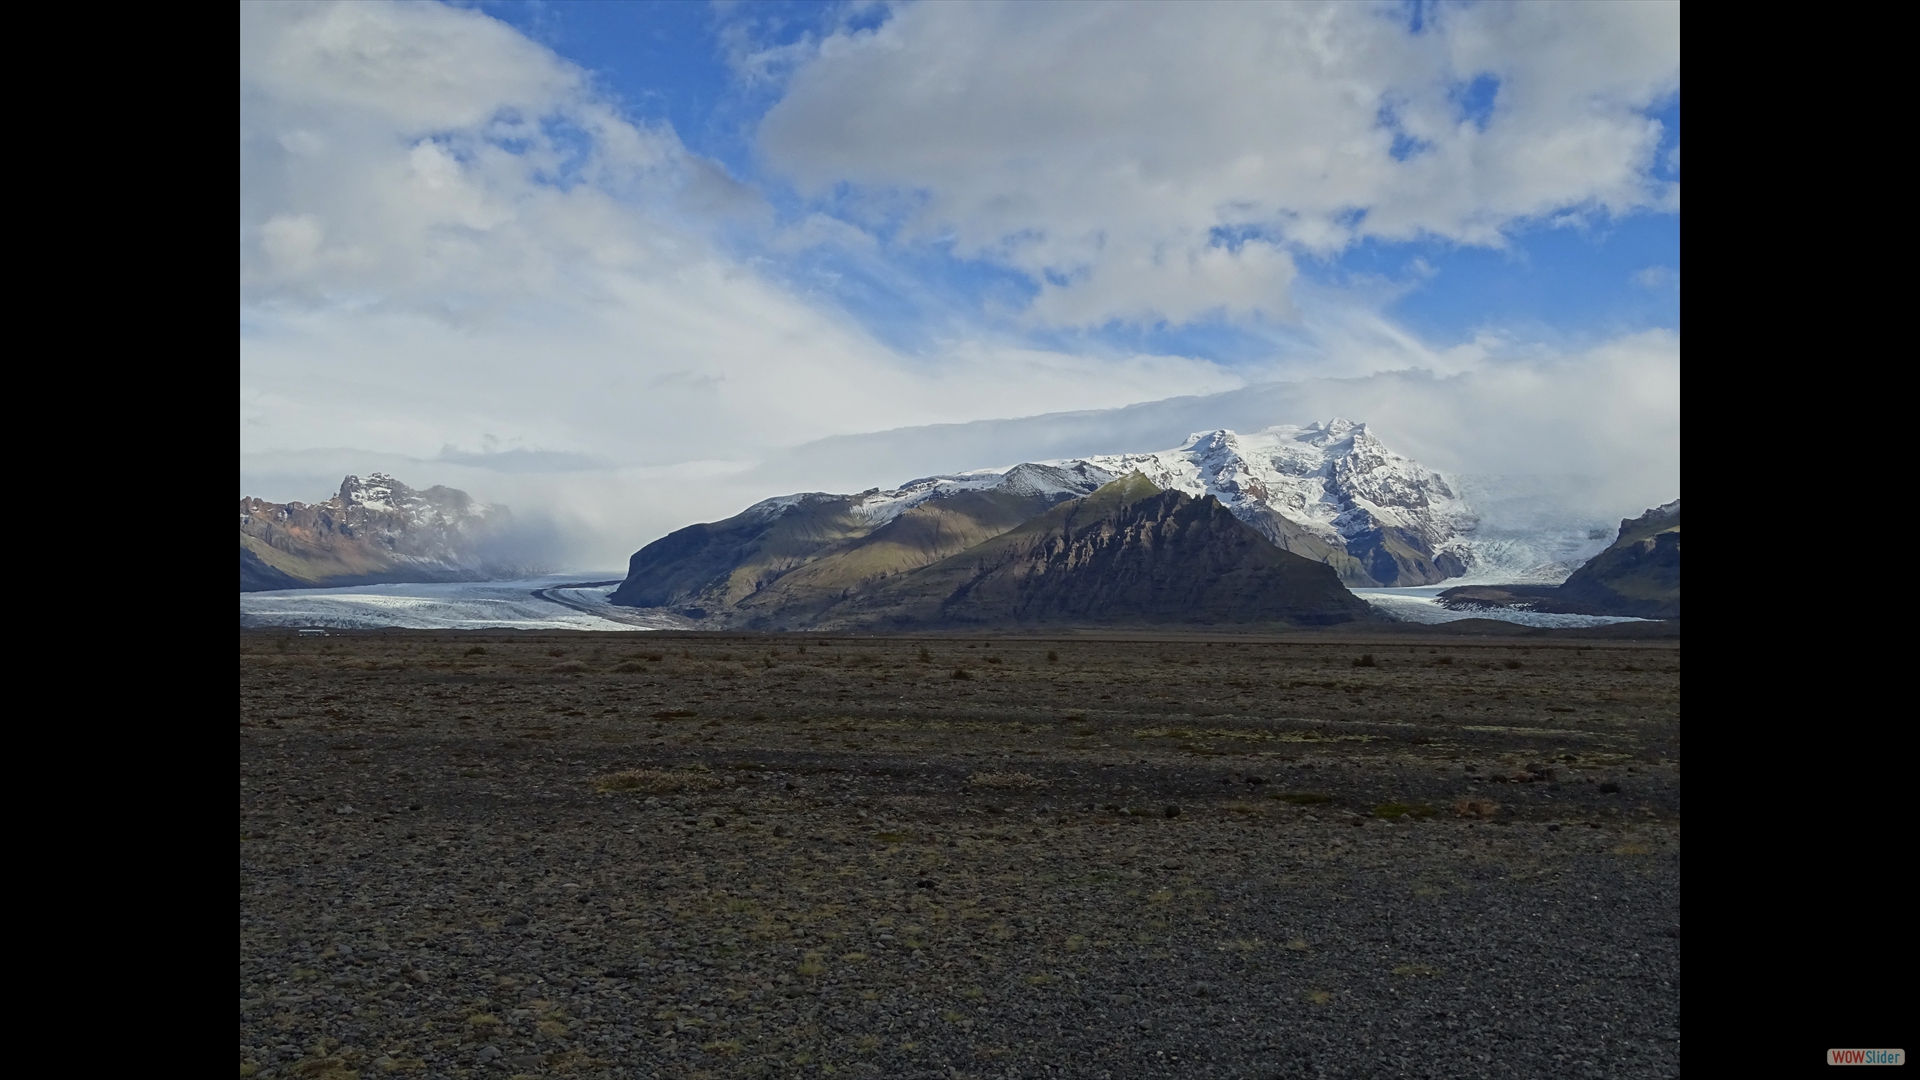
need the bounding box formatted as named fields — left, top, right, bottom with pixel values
left=238, top=574, right=686, bottom=632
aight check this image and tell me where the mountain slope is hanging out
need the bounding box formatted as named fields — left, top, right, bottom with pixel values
left=1438, top=500, right=1680, bottom=619
left=609, top=464, right=1102, bottom=618
left=725, top=487, right=1070, bottom=625
left=611, top=421, right=1476, bottom=616
left=607, top=493, right=876, bottom=615
left=239, top=474, right=533, bottom=590
left=1554, top=500, right=1680, bottom=617
left=811, top=475, right=1368, bottom=629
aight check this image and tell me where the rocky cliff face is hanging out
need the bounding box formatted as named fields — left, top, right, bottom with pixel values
left=239, top=474, right=536, bottom=590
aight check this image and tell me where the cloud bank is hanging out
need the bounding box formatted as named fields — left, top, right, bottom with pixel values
left=241, top=2, right=1245, bottom=463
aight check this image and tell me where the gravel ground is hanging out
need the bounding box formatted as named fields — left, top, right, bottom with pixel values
left=240, top=631, right=1680, bottom=1079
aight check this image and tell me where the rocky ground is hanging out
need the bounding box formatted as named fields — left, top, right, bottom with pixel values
left=239, top=630, right=1680, bottom=1079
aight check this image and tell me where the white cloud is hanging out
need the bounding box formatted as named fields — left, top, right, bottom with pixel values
left=240, top=2, right=1248, bottom=467
left=758, top=0, right=1678, bottom=328
left=759, top=329, right=1681, bottom=528
left=1632, top=265, right=1676, bottom=289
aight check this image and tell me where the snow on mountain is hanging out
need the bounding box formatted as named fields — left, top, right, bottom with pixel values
left=335, top=473, right=498, bottom=535
left=241, top=473, right=543, bottom=589
left=1062, top=421, right=1471, bottom=580
left=697, top=421, right=1609, bottom=587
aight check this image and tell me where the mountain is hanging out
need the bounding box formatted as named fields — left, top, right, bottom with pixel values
left=608, top=462, right=1107, bottom=617
left=616, top=421, right=1478, bottom=610
left=613, top=470, right=1366, bottom=630
left=1554, top=500, right=1681, bottom=616
left=811, top=474, right=1369, bottom=630
left=609, top=418, right=1661, bottom=627
left=1437, top=500, right=1680, bottom=619
left=1054, top=420, right=1474, bottom=587
left=239, top=474, right=538, bottom=590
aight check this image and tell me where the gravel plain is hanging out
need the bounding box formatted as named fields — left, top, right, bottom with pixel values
left=239, top=630, right=1680, bottom=1079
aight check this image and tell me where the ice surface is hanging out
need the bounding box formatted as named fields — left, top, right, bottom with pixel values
left=238, top=574, right=682, bottom=631
left=1352, top=587, right=1652, bottom=629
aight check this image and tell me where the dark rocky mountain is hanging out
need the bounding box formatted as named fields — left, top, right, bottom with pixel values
left=239, top=473, right=537, bottom=590
left=609, top=473, right=1081, bottom=620
left=1438, top=500, right=1679, bottom=619
left=613, top=474, right=1369, bottom=630
left=817, top=474, right=1368, bottom=630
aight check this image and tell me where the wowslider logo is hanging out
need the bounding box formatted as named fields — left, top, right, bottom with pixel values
left=1829, top=1049, right=1905, bottom=1066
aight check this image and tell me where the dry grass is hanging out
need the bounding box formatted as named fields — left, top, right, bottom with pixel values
left=1452, top=797, right=1501, bottom=819
left=591, top=767, right=721, bottom=794
left=968, top=771, right=1050, bottom=790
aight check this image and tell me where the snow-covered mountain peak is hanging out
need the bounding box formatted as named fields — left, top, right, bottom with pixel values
left=339, top=473, right=401, bottom=511
left=1048, top=421, right=1470, bottom=575
left=714, top=419, right=1606, bottom=587
left=241, top=474, right=538, bottom=590
left=336, top=472, right=493, bottom=529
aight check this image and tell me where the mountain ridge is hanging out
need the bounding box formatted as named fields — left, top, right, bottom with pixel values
left=240, top=473, right=542, bottom=590
left=808, top=474, right=1368, bottom=630
left=612, top=420, right=1483, bottom=612
left=613, top=471, right=1369, bottom=630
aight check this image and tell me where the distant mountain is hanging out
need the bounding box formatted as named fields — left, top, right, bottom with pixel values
left=1438, top=500, right=1680, bottom=619
left=814, top=474, right=1368, bottom=630
left=609, top=462, right=1104, bottom=618
left=613, top=471, right=1367, bottom=630
left=618, top=421, right=1480, bottom=610
left=239, top=474, right=540, bottom=591
left=1056, top=420, right=1474, bottom=587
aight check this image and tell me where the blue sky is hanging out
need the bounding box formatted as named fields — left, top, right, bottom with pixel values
left=478, top=0, right=1677, bottom=362
left=241, top=1, right=1679, bottom=560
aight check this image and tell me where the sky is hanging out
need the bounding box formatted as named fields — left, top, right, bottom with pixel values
left=240, top=0, right=1679, bottom=569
